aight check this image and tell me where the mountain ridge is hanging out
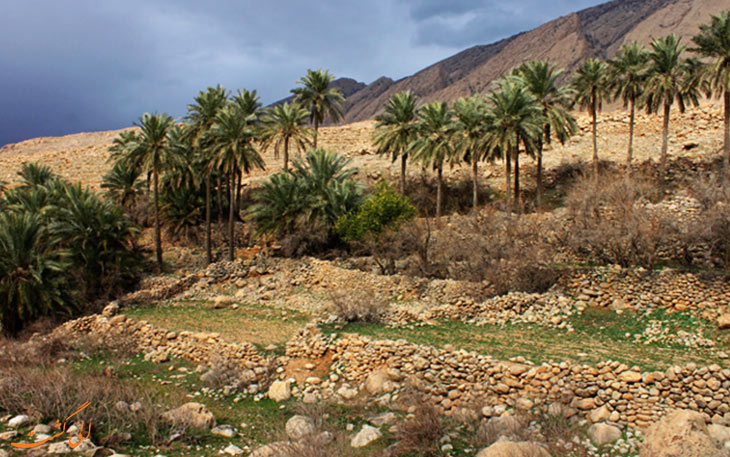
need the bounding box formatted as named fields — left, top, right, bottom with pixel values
left=318, top=0, right=726, bottom=124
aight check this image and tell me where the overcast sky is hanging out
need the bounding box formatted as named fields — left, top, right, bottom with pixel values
left=0, top=0, right=606, bottom=147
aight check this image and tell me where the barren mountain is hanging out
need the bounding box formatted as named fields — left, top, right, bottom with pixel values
left=337, top=0, right=727, bottom=123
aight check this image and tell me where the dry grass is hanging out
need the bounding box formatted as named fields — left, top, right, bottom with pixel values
left=124, top=301, right=310, bottom=346
left=392, top=403, right=444, bottom=457
left=329, top=288, right=389, bottom=324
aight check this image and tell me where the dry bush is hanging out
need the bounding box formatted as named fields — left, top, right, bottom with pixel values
left=329, top=288, right=390, bottom=324
left=561, top=172, right=675, bottom=269
left=393, top=403, right=444, bottom=457
left=689, top=174, right=730, bottom=269
left=0, top=365, right=170, bottom=447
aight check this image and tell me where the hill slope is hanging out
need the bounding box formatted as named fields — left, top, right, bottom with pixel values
left=338, top=0, right=728, bottom=122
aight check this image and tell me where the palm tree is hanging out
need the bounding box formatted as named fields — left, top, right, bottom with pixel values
left=124, top=113, right=177, bottom=270
left=515, top=60, right=577, bottom=205
left=0, top=211, right=73, bottom=335
left=372, top=91, right=420, bottom=195
left=451, top=95, right=491, bottom=211
left=207, top=105, right=265, bottom=261
left=17, top=163, right=58, bottom=188
left=691, top=10, right=730, bottom=167
left=608, top=42, right=650, bottom=176
left=291, top=69, right=345, bottom=148
left=186, top=85, right=229, bottom=264
left=231, top=89, right=262, bottom=211
left=644, top=35, right=702, bottom=178
left=486, top=77, right=544, bottom=211
left=412, top=101, right=454, bottom=218
left=573, top=58, right=610, bottom=179
left=101, top=161, right=145, bottom=209
left=260, top=102, right=312, bottom=171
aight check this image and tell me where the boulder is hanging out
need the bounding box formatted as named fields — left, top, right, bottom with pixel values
left=590, top=405, right=611, bottom=423
left=0, top=431, right=18, bottom=441
left=285, top=415, right=316, bottom=441
left=364, top=370, right=389, bottom=395
left=571, top=397, right=596, bottom=410
left=162, top=402, right=216, bottom=430
left=476, top=440, right=551, bottom=457
left=350, top=424, right=382, bottom=448
left=478, top=416, right=523, bottom=442
left=47, top=442, right=73, bottom=454
left=0, top=449, right=8, bottom=457
left=370, top=412, right=397, bottom=426
left=212, top=425, right=236, bottom=438
left=337, top=385, right=358, bottom=400
left=618, top=371, right=642, bottom=383
left=641, top=409, right=723, bottom=457
left=588, top=423, right=621, bottom=445
left=224, top=443, right=244, bottom=455
left=268, top=380, right=291, bottom=402
left=718, top=314, right=730, bottom=330
left=7, top=414, right=30, bottom=428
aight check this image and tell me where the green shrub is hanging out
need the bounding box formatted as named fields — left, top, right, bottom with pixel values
left=336, top=181, right=415, bottom=242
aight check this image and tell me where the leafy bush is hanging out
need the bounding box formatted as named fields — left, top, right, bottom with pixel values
left=248, top=149, right=363, bottom=243
left=336, top=181, right=415, bottom=242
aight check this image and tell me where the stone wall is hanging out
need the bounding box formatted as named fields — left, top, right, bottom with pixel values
left=287, top=327, right=730, bottom=429
left=55, top=308, right=271, bottom=389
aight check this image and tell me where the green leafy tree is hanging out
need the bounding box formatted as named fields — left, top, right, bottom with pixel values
left=372, top=91, right=420, bottom=194
left=186, top=85, right=229, bottom=264
left=336, top=181, right=415, bottom=241
left=291, top=69, right=345, bottom=148
left=486, top=77, right=544, bottom=211
left=691, top=10, right=730, bottom=167
left=247, top=173, right=313, bottom=236
left=515, top=60, right=577, bottom=204
left=260, top=102, right=313, bottom=171
left=207, top=105, right=265, bottom=261
left=124, top=113, right=177, bottom=270
left=0, top=211, right=73, bottom=335
left=644, top=35, right=702, bottom=177
left=412, top=101, right=455, bottom=218
left=608, top=42, right=650, bottom=175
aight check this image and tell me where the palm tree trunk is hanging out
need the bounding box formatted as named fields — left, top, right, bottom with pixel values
left=514, top=137, right=520, bottom=210
left=153, top=169, right=162, bottom=270
left=627, top=96, right=636, bottom=178
left=724, top=90, right=730, bottom=171
left=436, top=164, right=443, bottom=218
left=283, top=136, right=290, bottom=171
left=205, top=170, right=212, bottom=265
left=401, top=154, right=407, bottom=194
left=472, top=153, right=478, bottom=212
left=505, top=149, right=512, bottom=213
left=313, top=115, right=319, bottom=149
left=228, top=170, right=235, bottom=261
left=236, top=168, right=243, bottom=213
left=217, top=173, right=224, bottom=223
left=592, top=94, right=599, bottom=180
left=660, top=100, right=671, bottom=179
left=536, top=138, right=543, bottom=208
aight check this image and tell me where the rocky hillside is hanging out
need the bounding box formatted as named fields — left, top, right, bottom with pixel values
left=336, top=0, right=728, bottom=123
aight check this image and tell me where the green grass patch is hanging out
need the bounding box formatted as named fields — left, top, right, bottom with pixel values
left=322, top=311, right=728, bottom=371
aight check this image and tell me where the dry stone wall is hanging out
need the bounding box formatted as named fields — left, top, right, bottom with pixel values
left=287, top=326, right=730, bottom=429
left=54, top=307, right=271, bottom=389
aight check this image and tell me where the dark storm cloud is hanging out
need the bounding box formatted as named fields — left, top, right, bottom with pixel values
left=0, top=0, right=604, bottom=147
